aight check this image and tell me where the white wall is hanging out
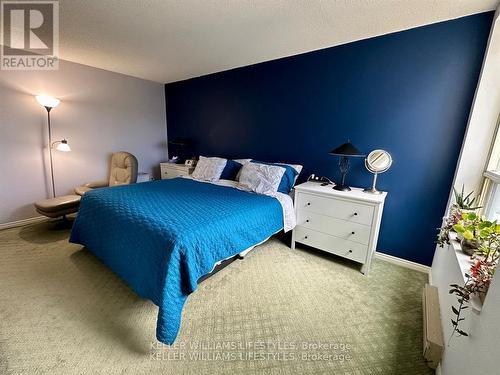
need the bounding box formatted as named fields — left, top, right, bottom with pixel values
left=449, top=12, right=500, bottom=198
left=431, top=8, right=500, bottom=375
left=432, top=244, right=500, bottom=374
left=0, top=59, right=167, bottom=225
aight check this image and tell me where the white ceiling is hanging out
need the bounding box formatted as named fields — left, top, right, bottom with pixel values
left=58, top=0, right=499, bottom=83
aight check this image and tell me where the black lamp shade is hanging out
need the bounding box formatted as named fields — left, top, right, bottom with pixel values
left=329, top=142, right=365, bottom=157
left=168, top=137, right=192, bottom=163
left=168, top=137, right=191, bottom=147
left=329, top=141, right=365, bottom=191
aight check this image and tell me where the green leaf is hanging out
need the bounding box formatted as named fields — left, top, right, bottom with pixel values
left=479, top=221, right=492, bottom=229
left=453, top=224, right=465, bottom=233
left=480, top=230, right=491, bottom=238
left=467, top=213, right=477, bottom=220
left=463, top=230, right=474, bottom=240
left=465, top=225, right=476, bottom=233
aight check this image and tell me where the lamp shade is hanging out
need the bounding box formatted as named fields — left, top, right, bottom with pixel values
left=329, top=142, right=365, bottom=157
left=36, top=95, right=60, bottom=108
left=56, top=139, right=71, bottom=152
left=168, top=137, right=191, bottom=146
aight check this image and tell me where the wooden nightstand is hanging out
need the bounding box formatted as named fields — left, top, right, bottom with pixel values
left=292, top=182, right=387, bottom=276
left=160, top=163, right=194, bottom=179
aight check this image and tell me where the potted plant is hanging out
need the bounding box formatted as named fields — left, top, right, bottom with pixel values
left=452, top=185, right=482, bottom=212
left=449, top=224, right=498, bottom=339
left=452, top=212, right=482, bottom=256
left=437, top=186, right=498, bottom=340
left=437, top=186, right=481, bottom=252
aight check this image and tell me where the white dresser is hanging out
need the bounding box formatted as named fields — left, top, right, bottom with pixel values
left=292, top=182, right=387, bottom=276
left=160, top=163, right=194, bottom=179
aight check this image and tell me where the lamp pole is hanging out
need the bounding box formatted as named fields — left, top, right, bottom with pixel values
left=36, top=95, right=69, bottom=199
left=45, top=106, right=57, bottom=198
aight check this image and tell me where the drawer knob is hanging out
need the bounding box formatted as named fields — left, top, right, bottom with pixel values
left=351, top=231, right=355, bottom=235
left=306, top=219, right=310, bottom=223
left=307, top=202, right=311, bottom=206
left=353, top=212, right=358, bottom=216
left=348, top=250, right=353, bottom=253
left=304, top=235, right=308, bottom=239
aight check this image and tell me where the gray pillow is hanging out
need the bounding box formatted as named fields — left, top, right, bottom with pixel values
left=192, top=156, right=227, bottom=182
left=238, top=162, right=286, bottom=194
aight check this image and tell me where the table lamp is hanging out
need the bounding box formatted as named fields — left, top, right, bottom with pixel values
left=329, top=141, right=365, bottom=191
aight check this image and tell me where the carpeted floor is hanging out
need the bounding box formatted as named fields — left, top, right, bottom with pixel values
left=0, top=221, right=433, bottom=375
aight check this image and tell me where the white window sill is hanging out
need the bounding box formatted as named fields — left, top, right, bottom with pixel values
left=448, top=232, right=482, bottom=313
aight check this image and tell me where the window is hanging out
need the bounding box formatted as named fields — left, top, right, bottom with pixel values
left=481, top=114, right=500, bottom=220
left=482, top=173, right=500, bottom=220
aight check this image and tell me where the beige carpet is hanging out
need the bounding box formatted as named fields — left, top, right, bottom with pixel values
left=0, top=221, right=432, bottom=375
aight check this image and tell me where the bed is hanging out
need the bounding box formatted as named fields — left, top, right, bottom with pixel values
left=69, top=177, right=294, bottom=344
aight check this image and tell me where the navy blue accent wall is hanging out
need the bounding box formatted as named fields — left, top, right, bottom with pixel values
left=165, top=12, right=493, bottom=266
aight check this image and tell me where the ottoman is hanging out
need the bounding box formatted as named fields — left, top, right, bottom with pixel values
left=34, top=194, right=81, bottom=218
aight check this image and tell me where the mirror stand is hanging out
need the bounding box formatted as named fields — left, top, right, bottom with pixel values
left=363, top=172, right=383, bottom=194
left=363, top=149, right=392, bottom=194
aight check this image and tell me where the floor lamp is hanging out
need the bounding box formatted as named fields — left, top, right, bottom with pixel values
left=36, top=95, right=71, bottom=198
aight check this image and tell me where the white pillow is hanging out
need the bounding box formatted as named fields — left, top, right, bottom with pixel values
left=192, top=156, right=227, bottom=182
left=238, top=162, right=286, bottom=194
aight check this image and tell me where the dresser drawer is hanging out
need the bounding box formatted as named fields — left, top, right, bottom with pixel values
left=294, top=226, right=368, bottom=264
left=160, top=164, right=193, bottom=179
left=296, top=192, right=374, bottom=225
left=161, top=168, right=186, bottom=179
left=296, top=210, right=371, bottom=245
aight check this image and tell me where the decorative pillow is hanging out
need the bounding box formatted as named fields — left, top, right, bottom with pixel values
left=234, top=159, right=252, bottom=165
left=191, top=156, right=227, bottom=182
left=220, top=160, right=243, bottom=181
left=233, top=159, right=252, bottom=180
left=277, top=163, right=303, bottom=182
left=251, top=160, right=301, bottom=194
left=238, top=162, right=286, bottom=194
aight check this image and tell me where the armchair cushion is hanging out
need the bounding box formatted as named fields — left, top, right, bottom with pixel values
left=75, top=152, right=138, bottom=195
left=108, top=152, right=138, bottom=187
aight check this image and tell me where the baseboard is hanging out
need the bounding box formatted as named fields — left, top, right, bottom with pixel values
left=375, top=251, right=430, bottom=274
left=0, top=216, right=47, bottom=231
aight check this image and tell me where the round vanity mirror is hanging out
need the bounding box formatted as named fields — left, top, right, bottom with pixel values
left=363, top=149, right=392, bottom=194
